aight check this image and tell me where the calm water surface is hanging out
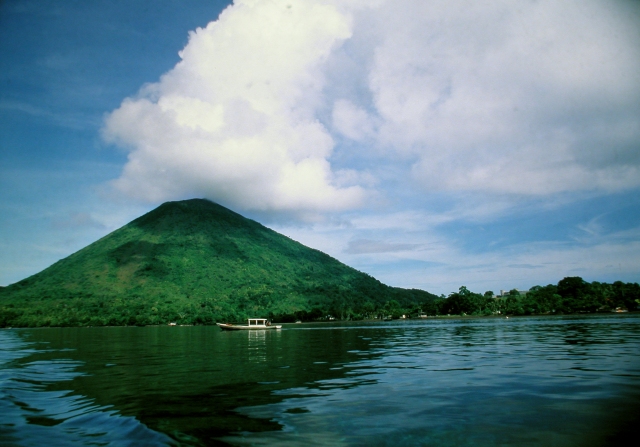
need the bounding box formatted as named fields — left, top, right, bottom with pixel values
left=1, top=314, right=639, bottom=446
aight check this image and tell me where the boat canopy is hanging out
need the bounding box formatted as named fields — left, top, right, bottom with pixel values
left=248, top=319, right=268, bottom=326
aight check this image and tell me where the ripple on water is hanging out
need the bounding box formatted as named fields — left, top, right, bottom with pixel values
left=2, top=315, right=639, bottom=446
left=0, top=330, right=174, bottom=446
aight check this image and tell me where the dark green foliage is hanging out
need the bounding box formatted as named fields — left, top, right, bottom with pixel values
left=520, top=285, right=561, bottom=314
left=429, top=277, right=639, bottom=317
left=0, top=199, right=438, bottom=327
left=436, top=286, right=500, bottom=316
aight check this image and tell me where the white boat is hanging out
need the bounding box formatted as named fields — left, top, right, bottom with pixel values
left=216, top=318, right=282, bottom=331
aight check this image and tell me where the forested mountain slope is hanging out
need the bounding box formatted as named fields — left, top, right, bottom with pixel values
left=0, top=199, right=436, bottom=327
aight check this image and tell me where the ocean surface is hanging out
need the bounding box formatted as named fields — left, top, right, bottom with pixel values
left=1, top=314, right=639, bottom=446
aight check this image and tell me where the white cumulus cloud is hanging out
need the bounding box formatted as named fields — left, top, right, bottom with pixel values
left=364, top=0, right=640, bottom=195
left=104, top=0, right=640, bottom=217
left=103, top=0, right=365, bottom=214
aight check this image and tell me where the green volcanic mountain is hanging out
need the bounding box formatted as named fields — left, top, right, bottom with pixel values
left=0, top=199, right=436, bottom=327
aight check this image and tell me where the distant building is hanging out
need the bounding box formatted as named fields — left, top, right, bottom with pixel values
left=497, top=289, right=529, bottom=298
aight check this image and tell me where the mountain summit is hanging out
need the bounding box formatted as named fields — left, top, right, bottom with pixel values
left=0, top=199, right=436, bottom=327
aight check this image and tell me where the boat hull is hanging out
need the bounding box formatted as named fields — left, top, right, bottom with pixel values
left=216, top=323, right=282, bottom=331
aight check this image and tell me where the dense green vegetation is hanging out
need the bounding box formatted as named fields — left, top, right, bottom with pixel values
left=1, top=200, right=636, bottom=327
left=0, top=199, right=437, bottom=327
left=425, top=278, right=640, bottom=317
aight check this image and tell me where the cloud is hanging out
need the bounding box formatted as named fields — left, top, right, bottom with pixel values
left=0, top=100, right=100, bottom=130
left=51, top=212, right=106, bottom=230
left=332, top=99, right=376, bottom=141
left=104, top=0, right=365, bottom=215
left=104, top=0, right=640, bottom=218
left=356, top=231, right=640, bottom=296
left=365, top=0, right=640, bottom=195
left=507, top=264, right=543, bottom=270
left=344, top=239, right=420, bottom=254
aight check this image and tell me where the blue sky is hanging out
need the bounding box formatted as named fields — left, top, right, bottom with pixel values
left=1, top=0, right=639, bottom=296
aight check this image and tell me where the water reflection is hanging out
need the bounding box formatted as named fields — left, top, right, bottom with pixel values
left=247, top=330, right=267, bottom=363
left=0, top=329, right=173, bottom=446
left=222, top=316, right=640, bottom=446
left=3, top=315, right=639, bottom=446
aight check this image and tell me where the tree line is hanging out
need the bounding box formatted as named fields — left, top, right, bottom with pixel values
left=370, top=277, right=639, bottom=320
left=1, top=276, right=637, bottom=327
left=268, top=277, right=640, bottom=322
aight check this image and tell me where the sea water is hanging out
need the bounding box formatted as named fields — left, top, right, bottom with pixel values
left=1, top=314, right=639, bottom=446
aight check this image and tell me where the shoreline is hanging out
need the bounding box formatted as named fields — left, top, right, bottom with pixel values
left=6, top=311, right=637, bottom=330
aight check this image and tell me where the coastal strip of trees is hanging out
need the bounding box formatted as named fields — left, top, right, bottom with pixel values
left=421, top=277, right=640, bottom=318
left=1, top=277, right=638, bottom=327
left=276, top=277, right=640, bottom=322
